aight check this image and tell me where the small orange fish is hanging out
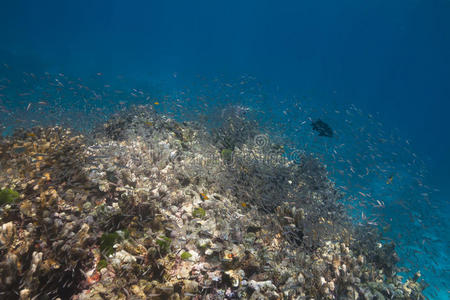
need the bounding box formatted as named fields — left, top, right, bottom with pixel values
left=241, top=202, right=247, bottom=208
left=200, top=193, right=208, bottom=200
left=154, top=102, right=160, bottom=105
left=27, top=132, right=36, bottom=137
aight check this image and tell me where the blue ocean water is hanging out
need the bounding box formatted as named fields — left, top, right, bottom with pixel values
left=0, top=0, right=449, bottom=298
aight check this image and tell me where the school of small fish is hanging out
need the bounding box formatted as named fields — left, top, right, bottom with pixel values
left=0, top=64, right=447, bottom=298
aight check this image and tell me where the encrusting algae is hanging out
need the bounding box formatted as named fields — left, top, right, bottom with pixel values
left=0, top=105, right=427, bottom=299
left=0, top=188, right=19, bottom=206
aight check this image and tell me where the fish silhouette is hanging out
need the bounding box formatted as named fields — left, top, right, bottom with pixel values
left=311, top=119, right=333, bottom=137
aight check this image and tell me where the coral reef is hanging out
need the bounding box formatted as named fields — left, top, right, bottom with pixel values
left=0, top=105, right=426, bottom=299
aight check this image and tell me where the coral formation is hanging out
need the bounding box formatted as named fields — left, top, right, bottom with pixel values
left=0, top=105, right=426, bottom=299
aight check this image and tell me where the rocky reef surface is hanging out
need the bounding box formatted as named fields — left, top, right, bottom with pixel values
left=0, top=105, right=426, bottom=299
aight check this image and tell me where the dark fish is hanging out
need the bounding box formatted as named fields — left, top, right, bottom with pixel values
left=311, top=119, right=333, bottom=137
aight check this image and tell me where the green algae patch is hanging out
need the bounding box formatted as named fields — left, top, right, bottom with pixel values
left=192, top=207, right=206, bottom=218
left=97, top=259, right=108, bottom=270
left=0, top=188, right=19, bottom=206
left=156, top=235, right=171, bottom=253
left=100, top=232, right=123, bottom=256
left=180, top=251, right=192, bottom=260
left=221, top=148, right=233, bottom=161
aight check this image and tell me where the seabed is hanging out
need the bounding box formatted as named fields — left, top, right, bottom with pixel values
left=0, top=105, right=427, bottom=299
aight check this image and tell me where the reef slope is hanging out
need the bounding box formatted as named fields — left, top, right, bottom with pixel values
left=0, top=106, right=426, bottom=299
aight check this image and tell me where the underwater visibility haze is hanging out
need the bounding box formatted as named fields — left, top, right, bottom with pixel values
left=0, top=0, right=449, bottom=299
